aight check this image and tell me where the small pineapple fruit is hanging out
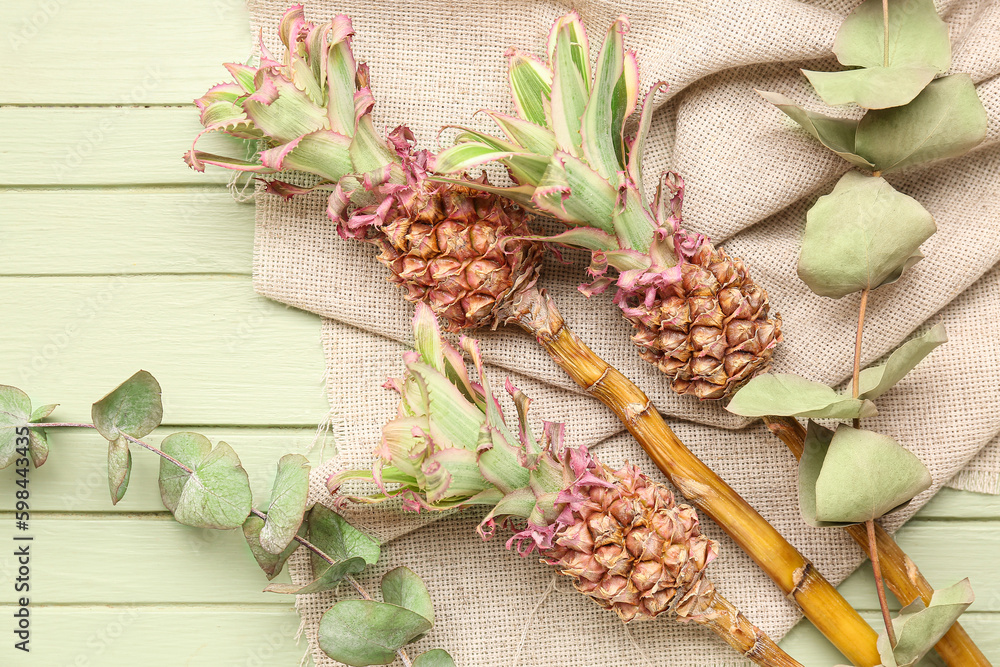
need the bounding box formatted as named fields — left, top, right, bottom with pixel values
left=433, top=13, right=781, bottom=398
left=329, top=303, right=800, bottom=665
left=185, top=5, right=541, bottom=331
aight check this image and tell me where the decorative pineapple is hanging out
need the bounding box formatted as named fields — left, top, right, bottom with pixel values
left=432, top=13, right=782, bottom=399
left=330, top=303, right=801, bottom=666
left=184, top=5, right=542, bottom=332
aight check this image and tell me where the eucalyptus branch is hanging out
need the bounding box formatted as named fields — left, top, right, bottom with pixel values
left=2, top=372, right=451, bottom=667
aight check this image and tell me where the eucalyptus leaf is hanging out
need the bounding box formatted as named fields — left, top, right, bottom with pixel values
left=756, top=91, right=873, bottom=169
left=27, top=428, right=49, bottom=468
left=243, top=515, right=302, bottom=580
left=855, top=74, right=988, bottom=174
left=857, top=323, right=947, bottom=399
left=833, top=0, right=950, bottom=71
left=812, top=426, right=932, bottom=524
left=0, top=385, right=31, bottom=469
left=798, top=421, right=848, bottom=528
left=307, top=504, right=380, bottom=577
left=804, top=0, right=950, bottom=109
left=92, top=370, right=163, bottom=441
left=381, top=567, right=434, bottom=624
left=413, top=649, right=456, bottom=667
left=798, top=171, right=935, bottom=298
left=259, top=454, right=311, bottom=555
left=876, top=250, right=922, bottom=289
left=318, top=600, right=432, bottom=666
left=263, top=556, right=366, bottom=595
left=726, top=373, right=877, bottom=420
left=27, top=402, right=57, bottom=467
left=107, top=436, right=132, bottom=505
left=877, top=579, right=974, bottom=667
left=158, top=432, right=253, bottom=530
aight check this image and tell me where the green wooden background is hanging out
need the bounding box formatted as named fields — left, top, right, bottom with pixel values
left=1, top=1, right=996, bottom=664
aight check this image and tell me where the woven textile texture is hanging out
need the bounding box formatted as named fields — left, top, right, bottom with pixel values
left=244, top=0, right=1000, bottom=664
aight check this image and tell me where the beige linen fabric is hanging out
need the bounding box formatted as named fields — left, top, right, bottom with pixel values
left=245, top=0, right=1000, bottom=664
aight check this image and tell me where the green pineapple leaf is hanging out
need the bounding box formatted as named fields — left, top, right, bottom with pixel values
left=107, top=436, right=132, bottom=505
left=855, top=74, right=988, bottom=174
left=318, top=600, right=433, bottom=666
left=857, top=323, right=948, bottom=400
left=726, top=373, right=877, bottom=420
left=801, top=424, right=931, bottom=526
left=263, top=556, right=366, bottom=595
left=797, top=171, right=935, bottom=298
left=0, top=385, right=32, bottom=469
left=91, top=370, right=163, bottom=442
left=306, top=504, right=380, bottom=577
left=507, top=50, right=553, bottom=127
left=413, top=649, right=457, bottom=667
left=259, top=454, right=311, bottom=555
left=381, top=567, right=434, bottom=624
left=242, top=514, right=302, bottom=580
left=549, top=13, right=590, bottom=156
left=756, top=91, right=874, bottom=169
left=803, top=0, right=950, bottom=109
left=158, top=432, right=253, bottom=530
left=877, top=579, right=975, bottom=667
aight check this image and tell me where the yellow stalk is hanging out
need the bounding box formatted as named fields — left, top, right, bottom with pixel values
left=764, top=414, right=994, bottom=667
left=501, top=287, right=882, bottom=667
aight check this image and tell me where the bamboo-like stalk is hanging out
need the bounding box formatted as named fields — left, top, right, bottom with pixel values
left=693, top=590, right=805, bottom=666
left=500, top=287, right=882, bottom=667
left=763, top=414, right=994, bottom=667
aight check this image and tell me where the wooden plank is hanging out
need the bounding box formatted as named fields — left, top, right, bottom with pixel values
left=919, top=487, right=1000, bottom=519
left=0, top=427, right=327, bottom=512
left=0, top=516, right=296, bottom=604
left=837, top=521, right=1000, bottom=612
left=0, top=189, right=255, bottom=275
left=0, top=605, right=306, bottom=664
left=779, top=612, right=1000, bottom=666
left=0, top=276, right=329, bottom=425
left=0, top=107, right=255, bottom=186
left=0, top=0, right=253, bottom=105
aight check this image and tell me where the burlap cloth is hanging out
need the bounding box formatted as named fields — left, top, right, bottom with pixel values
left=242, top=1, right=1000, bottom=664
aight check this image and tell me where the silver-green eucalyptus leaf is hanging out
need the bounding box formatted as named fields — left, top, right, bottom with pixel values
left=855, top=74, right=988, bottom=174
left=158, top=432, right=253, bottom=530
left=834, top=0, right=949, bottom=71
left=798, top=171, right=935, bottom=298
left=726, top=373, right=877, bottom=420
left=107, top=436, right=132, bottom=506
left=413, top=649, right=456, bottom=667
left=812, top=426, right=932, bottom=524
left=319, top=600, right=432, bottom=666
left=29, top=403, right=57, bottom=422
left=798, top=421, right=847, bottom=528
left=381, top=566, right=434, bottom=624
left=307, top=504, right=380, bottom=577
left=26, top=403, right=56, bottom=467
left=263, top=556, right=366, bottom=595
left=757, top=90, right=874, bottom=169
left=242, top=514, right=302, bottom=580
left=877, top=579, right=975, bottom=667
left=805, top=0, right=950, bottom=109
left=92, top=370, right=163, bottom=441
left=0, top=385, right=31, bottom=469
left=857, top=323, right=947, bottom=399
left=259, top=454, right=311, bottom=554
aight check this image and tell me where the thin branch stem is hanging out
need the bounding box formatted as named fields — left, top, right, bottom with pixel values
left=849, top=288, right=895, bottom=647
left=867, top=519, right=897, bottom=647
left=29, top=422, right=193, bottom=473
left=33, top=422, right=413, bottom=667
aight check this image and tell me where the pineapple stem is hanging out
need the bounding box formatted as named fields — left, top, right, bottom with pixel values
left=851, top=287, right=898, bottom=649
left=763, top=415, right=991, bottom=667
left=691, top=589, right=804, bottom=667
left=500, top=286, right=883, bottom=667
